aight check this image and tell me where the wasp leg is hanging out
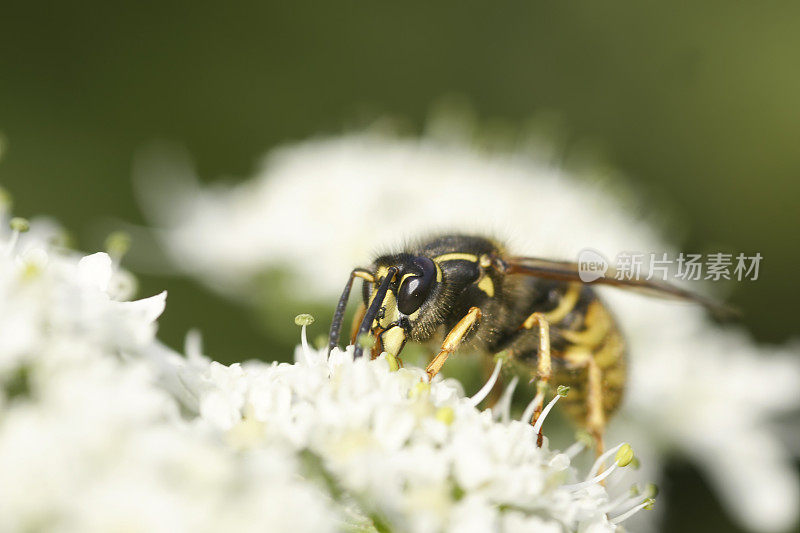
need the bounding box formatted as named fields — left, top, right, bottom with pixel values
left=426, top=307, right=481, bottom=380
left=349, top=302, right=367, bottom=345
left=558, top=346, right=608, bottom=459
left=586, top=357, right=606, bottom=457
left=520, top=312, right=551, bottom=447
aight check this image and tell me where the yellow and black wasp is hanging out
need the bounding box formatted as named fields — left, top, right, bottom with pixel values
left=327, top=234, right=726, bottom=453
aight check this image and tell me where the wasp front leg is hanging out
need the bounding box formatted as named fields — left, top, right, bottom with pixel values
left=349, top=302, right=367, bottom=345
left=426, top=307, right=481, bottom=380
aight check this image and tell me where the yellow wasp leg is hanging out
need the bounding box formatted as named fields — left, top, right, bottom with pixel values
left=586, top=356, right=606, bottom=457
left=520, top=312, right=551, bottom=446
left=426, top=307, right=481, bottom=380
left=560, top=345, right=611, bottom=461
left=349, top=302, right=367, bottom=345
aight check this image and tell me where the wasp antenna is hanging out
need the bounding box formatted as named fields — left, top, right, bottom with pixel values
left=328, top=268, right=372, bottom=355
left=353, top=267, right=397, bottom=359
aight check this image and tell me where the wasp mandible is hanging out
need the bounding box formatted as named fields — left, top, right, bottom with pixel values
left=327, top=234, right=725, bottom=453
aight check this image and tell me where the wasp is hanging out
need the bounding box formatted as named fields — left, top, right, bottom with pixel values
left=327, top=234, right=725, bottom=453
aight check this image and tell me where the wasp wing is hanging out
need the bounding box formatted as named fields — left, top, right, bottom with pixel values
left=503, top=256, right=738, bottom=318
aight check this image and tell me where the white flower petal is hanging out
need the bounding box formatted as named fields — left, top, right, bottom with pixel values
left=78, top=252, right=114, bottom=292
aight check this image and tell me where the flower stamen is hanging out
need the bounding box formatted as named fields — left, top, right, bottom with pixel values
left=588, top=443, right=625, bottom=479
left=469, top=356, right=504, bottom=407
left=492, top=375, right=519, bottom=423
left=532, top=385, right=569, bottom=434
left=184, top=329, right=204, bottom=361
left=6, top=216, right=29, bottom=256
left=105, top=230, right=132, bottom=265
left=605, top=484, right=645, bottom=513
left=563, top=440, right=586, bottom=459
left=610, top=498, right=655, bottom=525
left=562, top=463, right=618, bottom=490
left=294, top=314, right=316, bottom=365
left=520, top=392, right=539, bottom=425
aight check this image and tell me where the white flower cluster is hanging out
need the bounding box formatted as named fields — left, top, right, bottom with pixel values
left=164, top=326, right=652, bottom=533
left=0, top=208, right=648, bottom=532
left=137, top=130, right=800, bottom=532
left=0, top=217, right=335, bottom=533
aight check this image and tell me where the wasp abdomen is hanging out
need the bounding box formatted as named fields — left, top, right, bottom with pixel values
left=492, top=280, right=627, bottom=425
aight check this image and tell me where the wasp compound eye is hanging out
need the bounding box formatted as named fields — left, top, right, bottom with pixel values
left=397, top=256, right=436, bottom=315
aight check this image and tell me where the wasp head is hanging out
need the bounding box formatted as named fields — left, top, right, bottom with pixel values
left=328, top=235, right=500, bottom=360
left=356, top=252, right=444, bottom=358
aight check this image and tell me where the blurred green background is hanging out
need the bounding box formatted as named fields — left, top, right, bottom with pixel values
left=1, top=2, right=798, bottom=532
